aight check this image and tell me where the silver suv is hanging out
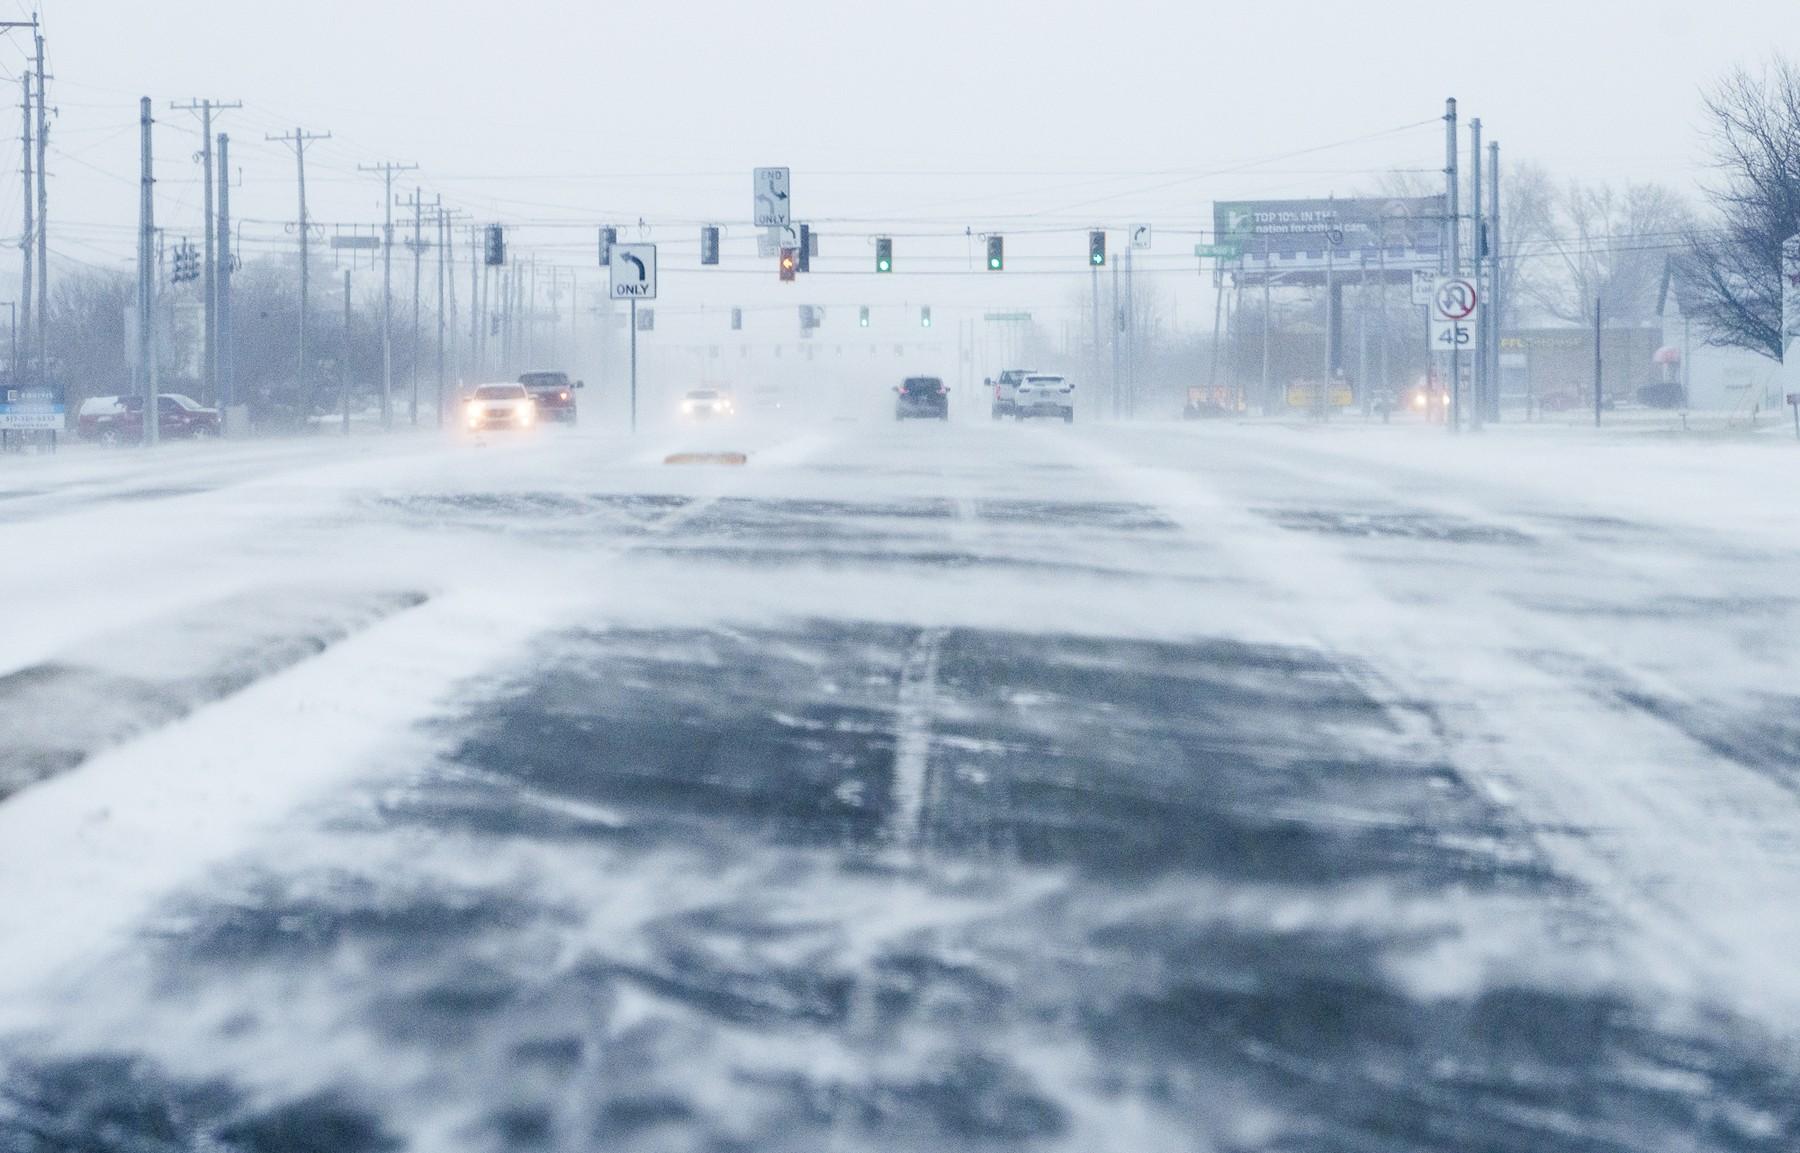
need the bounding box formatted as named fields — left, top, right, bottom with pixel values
left=1012, top=374, right=1076, bottom=423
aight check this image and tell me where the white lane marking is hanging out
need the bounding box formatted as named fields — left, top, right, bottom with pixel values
left=892, top=627, right=947, bottom=850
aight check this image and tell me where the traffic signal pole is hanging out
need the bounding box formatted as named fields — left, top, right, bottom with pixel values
left=1444, top=97, right=1460, bottom=435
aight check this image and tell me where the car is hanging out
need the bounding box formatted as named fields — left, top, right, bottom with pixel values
left=517, top=370, right=583, bottom=424
left=462, top=382, right=537, bottom=432
left=76, top=393, right=221, bottom=444
left=988, top=368, right=1039, bottom=420
left=681, top=389, right=734, bottom=419
left=1012, top=374, right=1075, bottom=423
left=895, top=377, right=949, bottom=421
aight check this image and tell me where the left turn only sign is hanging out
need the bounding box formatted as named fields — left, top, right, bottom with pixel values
left=610, top=243, right=658, bottom=300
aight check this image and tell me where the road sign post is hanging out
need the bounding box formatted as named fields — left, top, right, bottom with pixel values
left=753, top=167, right=791, bottom=228
left=610, top=244, right=657, bottom=435
left=1430, top=277, right=1479, bottom=424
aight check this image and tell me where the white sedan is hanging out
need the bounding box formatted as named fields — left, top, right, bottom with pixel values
left=464, top=383, right=537, bottom=432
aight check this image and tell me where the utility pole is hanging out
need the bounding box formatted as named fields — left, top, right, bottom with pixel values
left=1377, top=220, right=1391, bottom=401
left=409, top=186, right=423, bottom=423
left=1594, top=295, right=1603, bottom=429
left=1124, top=245, right=1137, bottom=419
left=342, top=268, right=352, bottom=436
left=172, top=99, right=241, bottom=404
left=1470, top=117, right=1484, bottom=432
left=468, top=226, right=480, bottom=378
left=435, top=196, right=446, bottom=426
left=1488, top=140, right=1501, bottom=423
left=1110, top=256, right=1120, bottom=419
left=18, top=73, right=31, bottom=382
left=137, top=98, right=156, bottom=444
left=32, top=28, right=46, bottom=390
left=445, top=210, right=461, bottom=405
left=217, top=133, right=234, bottom=416
left=1089, top=260, right=1100, bottom=407
left=1444, top=97, right=1460, bottom=435
left=266, top=126, right=330, bottom=410
left=1262, top=243, right=1273, bottom=414
left=357, top=161, right=415, bottom=429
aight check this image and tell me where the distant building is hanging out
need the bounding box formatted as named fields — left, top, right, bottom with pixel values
left=1495, top=325, right=1659, bottom=412
left=1657, top=263, right=1785, bottom=415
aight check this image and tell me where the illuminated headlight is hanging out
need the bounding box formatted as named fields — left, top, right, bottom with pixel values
left=1413, top=394, right=1427, bottom=409
left=559, top=391, right=568, bottom=400
left=682, top=401, right=695, bottom=413
left=520, top=405, right=535, bottom=425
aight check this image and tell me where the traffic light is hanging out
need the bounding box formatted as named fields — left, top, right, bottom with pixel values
left=637, top=307, right=654, bottom=332
left=798, top=224, right=811, bottom=272
left=779, top=247, right=798, bottom=281
left=701, top=225, right=720, bottom=266
left=484, top=224, right=506, bottom=266
left=731, top=306, right=742, bottom=331
left=598, top=226, right=617, bottom=267
left=1089, top=230, right=1106, bottom=266
left=858, top=305, right=870, bottom=328
left=172, top=242, right=204, bottom=284
left=987, top=235, right=1003, bottom=271
left=876, top=237, right=892, bottom=273
left=920, top=306, right=932, bottom=328
left=799, top=304, right=821, bottom=332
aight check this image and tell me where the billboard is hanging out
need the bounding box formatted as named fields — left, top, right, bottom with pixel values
left=1213, top=196, right=1446, bottom=274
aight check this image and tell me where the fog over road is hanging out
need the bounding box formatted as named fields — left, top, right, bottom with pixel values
left=2, top=416, right=1798, bottom=1152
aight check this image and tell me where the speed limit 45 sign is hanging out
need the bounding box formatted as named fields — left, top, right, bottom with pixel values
left=1428, top=276, right=1478, bottom=350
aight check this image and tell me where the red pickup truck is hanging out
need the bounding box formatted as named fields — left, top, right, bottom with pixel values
left=76, top=394, right=222, bottom=443
left=518, top=371, right=584, bottom=425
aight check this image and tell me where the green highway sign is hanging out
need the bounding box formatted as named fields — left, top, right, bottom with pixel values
left=1195, top=243, right=1242, bottom=259
left=983, top=311, right=1032, bottom=322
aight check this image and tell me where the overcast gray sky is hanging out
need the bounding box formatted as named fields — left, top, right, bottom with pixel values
left=5, top=0, right=1796, bottom=331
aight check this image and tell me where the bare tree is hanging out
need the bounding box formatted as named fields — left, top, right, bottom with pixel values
left=1523, top=180, right=1691, bottom=325
left=1683, top=57, right=1800, bottom=359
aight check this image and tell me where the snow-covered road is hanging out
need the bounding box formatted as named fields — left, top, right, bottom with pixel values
left=2, top=416, right=1797, bottom=1151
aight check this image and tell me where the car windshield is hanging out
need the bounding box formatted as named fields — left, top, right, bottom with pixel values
left=16, top=12, right=1800, bottom=1152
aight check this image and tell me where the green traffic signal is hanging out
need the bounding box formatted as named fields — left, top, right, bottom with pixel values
left=1089, top=229, right=1106, bottom=266
left=859, top=306, right=870, bottom=327
left=876, top=237, right=893, bottom=273
left=920, top=306, right=931, bottom=328
left=987, top=235, right=1003, bottom=271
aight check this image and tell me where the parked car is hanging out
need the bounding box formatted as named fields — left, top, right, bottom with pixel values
left=76, top=393, right=221, bottom=444
left=988, top=368, right=1039, bottom=420
left=517, top=370, right=583, bottom=424
left=680, top=389, right=734, bottom=419
left=1012, top=374, right=1075, bottom=423
left=462, top=382, right=537, bottom=432
left=895, top=376, right=949, bottom=421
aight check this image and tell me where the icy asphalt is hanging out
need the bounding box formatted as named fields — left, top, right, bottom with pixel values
left=1, top=411, right=1798, bottom=1152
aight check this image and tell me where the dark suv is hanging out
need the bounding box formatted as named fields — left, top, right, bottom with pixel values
left=76, top=393, right=221, bottom=443
left=517, top=371, right=584, bottom=424
left=895, top=377, right=949, bottom=421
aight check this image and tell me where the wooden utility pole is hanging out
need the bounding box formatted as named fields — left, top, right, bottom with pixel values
left=357, top=161, right=416, bottom=429
left=265, top=126, right=331, bottom=408
left=171, top=98, right=241, bottom=403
